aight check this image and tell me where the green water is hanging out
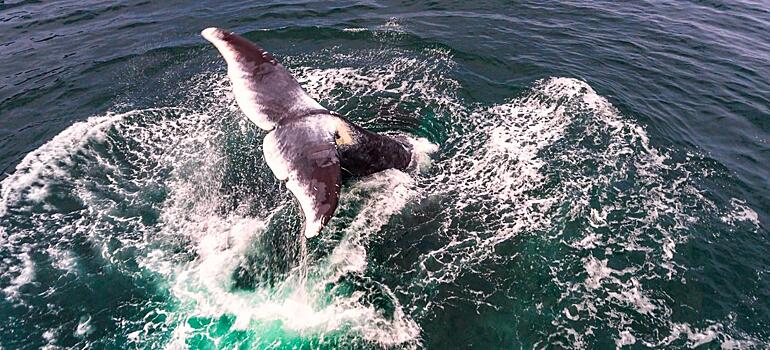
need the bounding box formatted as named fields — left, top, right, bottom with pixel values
left=0, top=1, right=768, bottom=349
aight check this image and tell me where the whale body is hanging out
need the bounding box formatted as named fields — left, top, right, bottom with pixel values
left=201, top=27, right=413, bottom=238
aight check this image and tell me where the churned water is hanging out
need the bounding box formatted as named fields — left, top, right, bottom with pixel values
left=0, top=1, right=768, bottom=349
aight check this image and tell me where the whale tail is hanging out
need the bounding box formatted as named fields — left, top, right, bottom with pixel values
left=202, top=27, right=412, bottom=238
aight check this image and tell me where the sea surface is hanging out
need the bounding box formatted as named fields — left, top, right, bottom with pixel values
left=1, top=1, right=768, bottom=349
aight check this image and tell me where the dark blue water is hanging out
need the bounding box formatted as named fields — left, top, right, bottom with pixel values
left=1, top=1, right=768, bottom=348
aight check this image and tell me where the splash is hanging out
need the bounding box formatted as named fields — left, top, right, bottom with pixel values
left=403, top=76, right=763, bottom=348
left=1, top=28, right=765, bottom=349
left=0, top=114, right=119, bottom=217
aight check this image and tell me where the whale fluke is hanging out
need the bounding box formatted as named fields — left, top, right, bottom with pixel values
left=263, top=116, right=342, bottom=238
left=201, top=27, right=327, bottom=131
left=202, top=28, right=412, bottom=238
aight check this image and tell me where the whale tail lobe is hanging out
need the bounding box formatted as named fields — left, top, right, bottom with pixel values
left=201, top=27, right=327, bottom=131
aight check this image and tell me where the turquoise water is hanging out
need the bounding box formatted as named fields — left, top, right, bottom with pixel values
left=1, top=1, right=768, bottom=349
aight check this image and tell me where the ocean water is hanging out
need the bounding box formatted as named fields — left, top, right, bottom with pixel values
left=1, top=0, right=768, bottom=348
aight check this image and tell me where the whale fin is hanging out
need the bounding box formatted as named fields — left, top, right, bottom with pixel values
left=263, top=118, right=341, bottom=238
left=201, top=27, right=326, bottom=131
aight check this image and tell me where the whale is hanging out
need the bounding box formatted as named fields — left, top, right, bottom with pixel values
left=201, top=27, right=413, bottom=238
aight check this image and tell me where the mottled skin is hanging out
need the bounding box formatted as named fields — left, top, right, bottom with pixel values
left=202, top=28, right=412, bottom=238
left=335, top=118, right=412, bottom=178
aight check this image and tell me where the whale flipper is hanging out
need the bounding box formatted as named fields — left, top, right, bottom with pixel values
left=201, top=27, right=326, bottom=130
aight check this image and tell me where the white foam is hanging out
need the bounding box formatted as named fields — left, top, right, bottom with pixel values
left=293, top=54, right=463, bottom=118
left=404, top=76, right=761, bottom=348
left=343, top=169, right=416, bottom=235
left=325, top=170, right=422, bottom=343
left=721, top=198, right=760, bottom=227
left=41, top=328, right=59, bottom=350
left=721, top=338, right=758, bottom=349
left=406, top=136, right=439, bottom=172
left=384, top=17, right=403, bottom=31
left=163, top=178, right=422, bottom=347
left=47, top=248, right=78, bottom=274
left=583, top=257, right=614, bottom=290
left=2, top=251, right=35, bottom=300
left=418, top=77, right=586, bottom=271
left=0, top=115, right=119, bottom=216
left=74, top=315, right=93, bottom=337
left=616, top=330, right=637, bottom=347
